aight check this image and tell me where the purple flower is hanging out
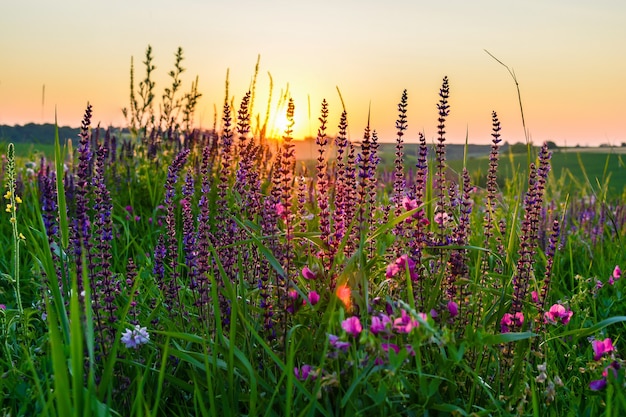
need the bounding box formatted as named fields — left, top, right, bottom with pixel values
left=385, top=254, right=417, bottom=280
left=328, top=334, right=350, bottom=352
left=544, top=304, right=573, bottom=325
left=302, top=266, right=316, bottom=280
left=500, top=312, right=524, bottom=333
left=370, top=314, right=392, bottom=335
left=121, top=325, right=150, bottom=349
left=589, top=378, right=607, bottom=391
left=308, top=291, right=320, bottom=306
left=447, top=301, right=459, bottom=317
left=294, top=364, right=315, bottom=381
left=592, top=338, right=614, bottom=361
left=342, top=316, right=362, bottom=337
left=381, top=343, right=400, bottom=354
left=393, top=309, right=418, bottom=334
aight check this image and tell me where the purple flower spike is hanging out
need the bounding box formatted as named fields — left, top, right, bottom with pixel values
left=341, top=316, right=362, bottom=338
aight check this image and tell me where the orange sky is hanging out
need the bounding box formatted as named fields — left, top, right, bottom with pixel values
left=1, top=0, right=624, bottom=146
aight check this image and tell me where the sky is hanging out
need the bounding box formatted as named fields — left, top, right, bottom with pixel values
left=1, top=0, right=624, bottom=146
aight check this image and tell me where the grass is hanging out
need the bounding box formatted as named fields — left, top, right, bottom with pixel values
left=449, top=149, right=626, bottom=201
left=0, top=49, right=625, bottom=416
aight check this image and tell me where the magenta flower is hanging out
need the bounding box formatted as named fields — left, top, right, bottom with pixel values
left=294, top=364, right=315, bottom=381
left=544, top=304, right=573, bottom=325
left=302, top=266, right=316, bottom=280
left=0, top=304, right=5, bottom=310
left=500, top=312, right=524, bottom=333
left=447, top=301, right=459, bottom=317
left=393, top=309, right=419, bottom=334
left=381, top=343, right=400, bottom=354
left=531, top=291, right=539, bottom=303
left=385, top=254, right=417, bottom=279
left=308, top=291, right=320, bottom=306
left=342, top=316, right=362, bottom=337
left=275, top=202, right=287, bottom=219
left=120, top=325, right=150, bottom=349
left=370, top=314, right=392, bottom=335
left=592, top=338, right=615, bottom=361
left=613, top=265, right=621, bottom=280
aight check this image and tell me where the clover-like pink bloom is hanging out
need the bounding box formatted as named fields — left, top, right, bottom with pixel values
left=308, top=291, right=320, bottom=306
left=500, top=312, right=524, bottom=333
left=544, top=304, right=573, bottom=325
left=341, top=316, right=362, bottom=338
left=302, top=266, right=316, bottom=280
left=613, top=265, right=621, bottom=280
left=592, top=338, right=615, bottom=361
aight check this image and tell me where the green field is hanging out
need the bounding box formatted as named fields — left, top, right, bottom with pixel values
left=448, top=149, right=626, bottom=201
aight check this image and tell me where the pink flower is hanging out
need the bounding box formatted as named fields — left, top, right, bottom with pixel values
left=531, top=291, right=539, bottom=303
left=393, top=309, right=419, bottom=334
left=613, top=265, right=621, bottom=280
left=447, top=301, right=459, bottom=317
left=544, top=304, right=573, bottom=325
left=0, top=304, right=5, bottom=310
left=434, top=211, right=449, bottom=226
left=385, top=254, right=417, bottom=280
left=592, top=338, right=615, bottom=361
left=500, top=312, right=524, bottom=333
left=308, top=291, right=320, bottom=306
left=370, top=314, right=391, bottom=335
left=302, top=266, right=316, bottom=280
left=341, top=316, right=362, bottom=338
left=275, top=203, right=287, bottom=219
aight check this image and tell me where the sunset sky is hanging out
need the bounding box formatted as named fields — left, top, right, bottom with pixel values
left=1, top=0, right=624, bottom=146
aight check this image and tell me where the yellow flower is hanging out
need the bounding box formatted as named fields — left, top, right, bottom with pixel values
left=3, top=191, right=10, bottom=200
left=15, top=196, right=22, bottom=204
left=18, top=233, right=25, bottom=240
left=5, top=204, right=12, bottom=212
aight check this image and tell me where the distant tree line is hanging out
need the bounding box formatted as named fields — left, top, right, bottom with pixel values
left=0, top=123, right=124, bottom=144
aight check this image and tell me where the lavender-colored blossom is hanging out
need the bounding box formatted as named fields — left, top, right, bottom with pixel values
left=370, top=314, right=392, bottom=335
left=328, top=334, right=350, bottom=352
left=294, top=364, right=315, bottom=381
left=121, top=325, right=150, bottom=349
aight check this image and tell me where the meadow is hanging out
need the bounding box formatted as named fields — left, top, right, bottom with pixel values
left=0, top=50, right=625, bottom=416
